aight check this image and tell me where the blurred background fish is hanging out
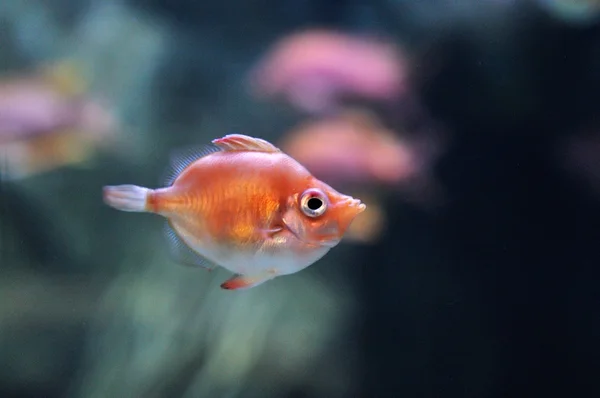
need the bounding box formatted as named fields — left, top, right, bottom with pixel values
left=248, top=29, right=410, bottom=115
left=279, top=109, right=440, bottom=192
left=0, top=60, right=120, bottom=180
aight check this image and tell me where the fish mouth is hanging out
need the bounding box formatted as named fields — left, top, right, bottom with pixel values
left=341, top=196, right=367, bottom=214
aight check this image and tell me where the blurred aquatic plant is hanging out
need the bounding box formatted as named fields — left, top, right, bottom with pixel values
left=64, top=0, right=169, bottom=160
left=0, top=60, right=121, bottom=180
left=0, top=0, right=169, bottom=162
left=70, top=237, right=358, bottom=398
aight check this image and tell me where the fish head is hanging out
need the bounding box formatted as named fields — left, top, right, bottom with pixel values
left=282, top=177, right=366, bottom=247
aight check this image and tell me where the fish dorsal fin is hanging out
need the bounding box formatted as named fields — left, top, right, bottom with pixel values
left=162, top=143, right=222, bottom=186
left=212, top=134, right=281, bottom=153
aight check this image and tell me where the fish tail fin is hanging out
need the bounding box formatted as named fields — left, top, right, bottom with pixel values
left=103, top=184, right=151, bottom=212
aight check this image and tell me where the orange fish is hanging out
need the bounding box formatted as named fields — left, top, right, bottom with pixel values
left=103, top=134, right=366, bottom=290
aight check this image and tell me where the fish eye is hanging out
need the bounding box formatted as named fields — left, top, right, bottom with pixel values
left=300, top=189, right=328, bottom=218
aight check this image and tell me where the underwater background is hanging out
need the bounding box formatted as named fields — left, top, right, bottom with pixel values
left=1, top=1, right=600, bottom=397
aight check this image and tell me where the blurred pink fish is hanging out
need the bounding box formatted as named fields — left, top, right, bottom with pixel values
left=279, top=109, right=440, bottom=194
left=248, top=29, right=409, bottom=114
left=0, top=61, right=119, bottom=179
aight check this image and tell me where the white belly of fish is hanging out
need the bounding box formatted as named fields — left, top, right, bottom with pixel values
left=214, top=246, right=332, bottom=276
left=175, top=226, right=333, bottom=277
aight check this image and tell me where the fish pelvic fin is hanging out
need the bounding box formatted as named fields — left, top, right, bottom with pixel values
left=103, top=184, right=151, bottom=212
left=212, top=134, right=281, bottom=153
left=220, top=271, right=278, bottom=291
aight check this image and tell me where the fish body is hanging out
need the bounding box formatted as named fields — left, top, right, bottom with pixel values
left=103, top=134, right=366, bottom=290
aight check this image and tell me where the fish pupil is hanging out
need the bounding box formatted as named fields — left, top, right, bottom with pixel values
left=307, top=197, right=323, bottom=210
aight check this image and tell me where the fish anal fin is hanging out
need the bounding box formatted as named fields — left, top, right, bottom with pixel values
left=220, top=271, right=277, bottom=290
left=212, top=134, right=281, bottom=153
left=164, top=222, right=215, bottom=270
left=162, top=144, right=222, bottom=186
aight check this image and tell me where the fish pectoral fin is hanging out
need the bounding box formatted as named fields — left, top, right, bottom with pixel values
left=212, top=134, right=282, bottom=153
left=259, top=226, right=284, bottom=239
left=164, top=222, right=216, bottom=271
left=220, top=271, right=278, bottom=291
